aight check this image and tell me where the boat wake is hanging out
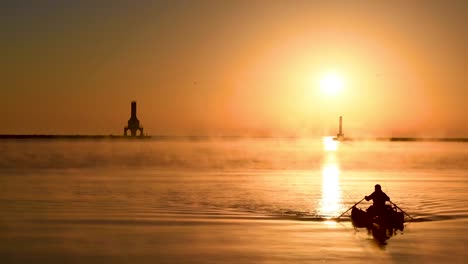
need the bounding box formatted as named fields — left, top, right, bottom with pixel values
left=409, top=214, right=468, bottom=222
left=228, top=207, right=468, bottom=224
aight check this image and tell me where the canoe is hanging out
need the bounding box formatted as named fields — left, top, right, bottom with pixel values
left=351, top=204, right=405, bottom=244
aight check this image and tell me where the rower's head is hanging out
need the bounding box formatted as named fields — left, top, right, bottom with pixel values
left=375, top=184, right=382, bottom=191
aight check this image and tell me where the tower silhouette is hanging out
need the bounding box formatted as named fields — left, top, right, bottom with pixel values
left=336, top=116, right=344, bottom=140
left=124, top=101, right=144, bottom=137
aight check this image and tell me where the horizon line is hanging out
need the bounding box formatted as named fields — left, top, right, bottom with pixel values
left=0, top=134, right=467, bottom=142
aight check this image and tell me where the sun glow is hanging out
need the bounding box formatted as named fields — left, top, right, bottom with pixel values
left=319, top=72, right=344, bottom=96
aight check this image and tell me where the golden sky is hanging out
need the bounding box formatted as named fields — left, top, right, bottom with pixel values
left=1, top=1, right=467, bottom=136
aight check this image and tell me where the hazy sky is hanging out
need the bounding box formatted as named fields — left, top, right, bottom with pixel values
left=1, top=1, right=467, bottom=136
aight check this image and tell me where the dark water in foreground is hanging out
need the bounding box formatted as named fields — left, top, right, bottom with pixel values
left=0, top=138, right=467, bottom=263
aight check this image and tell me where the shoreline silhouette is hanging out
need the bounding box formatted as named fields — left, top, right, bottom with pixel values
left=0, top=134, right=466, bottom=142
left=0, top=135, right=152, bottom=140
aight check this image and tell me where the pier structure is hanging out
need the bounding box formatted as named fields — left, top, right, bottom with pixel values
left=336, top=116, right=344, bottom=140
left=124, top=101, right=144, bottom=137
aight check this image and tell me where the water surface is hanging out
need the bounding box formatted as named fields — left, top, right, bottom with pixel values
left=1, top=138, right=467, bottom=263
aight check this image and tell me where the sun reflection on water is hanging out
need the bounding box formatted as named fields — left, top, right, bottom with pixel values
left=320, top=137, right=342, bottom=218
left=323, top=136, right=339, bottom=152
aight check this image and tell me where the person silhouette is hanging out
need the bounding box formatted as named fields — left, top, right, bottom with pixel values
left=365, top=184, right=390, bottom=217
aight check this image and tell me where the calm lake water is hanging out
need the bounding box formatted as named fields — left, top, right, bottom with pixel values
left=1, top=138, right=467, bottom=263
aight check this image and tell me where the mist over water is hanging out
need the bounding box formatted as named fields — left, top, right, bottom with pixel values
left=0, top=138, right=466, bottom=171
left=1, top=138, right=467, bottom=263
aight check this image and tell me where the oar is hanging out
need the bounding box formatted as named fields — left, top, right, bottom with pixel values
left=389, top=201, right=415, bottom=221
left=336, top=198, right=365, bottom=220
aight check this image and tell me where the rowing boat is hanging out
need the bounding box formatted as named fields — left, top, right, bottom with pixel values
left=351, top=203, right=405, bottom=244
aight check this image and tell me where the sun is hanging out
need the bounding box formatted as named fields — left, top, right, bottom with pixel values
left=319, top=72, right=344, bottom=95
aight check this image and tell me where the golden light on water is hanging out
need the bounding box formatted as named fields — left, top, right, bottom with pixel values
left=323, top=136, right=339, bottom=152
left=320, top=162, right=341, bottom=217
left=320, top=138, right=342, bottom=218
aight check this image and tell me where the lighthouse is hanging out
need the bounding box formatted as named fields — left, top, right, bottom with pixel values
left=336, top=116, right=344, bottom=141
left=124, top=101, right=144, bottom=137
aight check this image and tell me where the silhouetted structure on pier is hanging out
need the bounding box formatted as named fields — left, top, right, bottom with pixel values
left=124, top=101, right=144, bottom=137
left=336, top=116, right=344, bottom=140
